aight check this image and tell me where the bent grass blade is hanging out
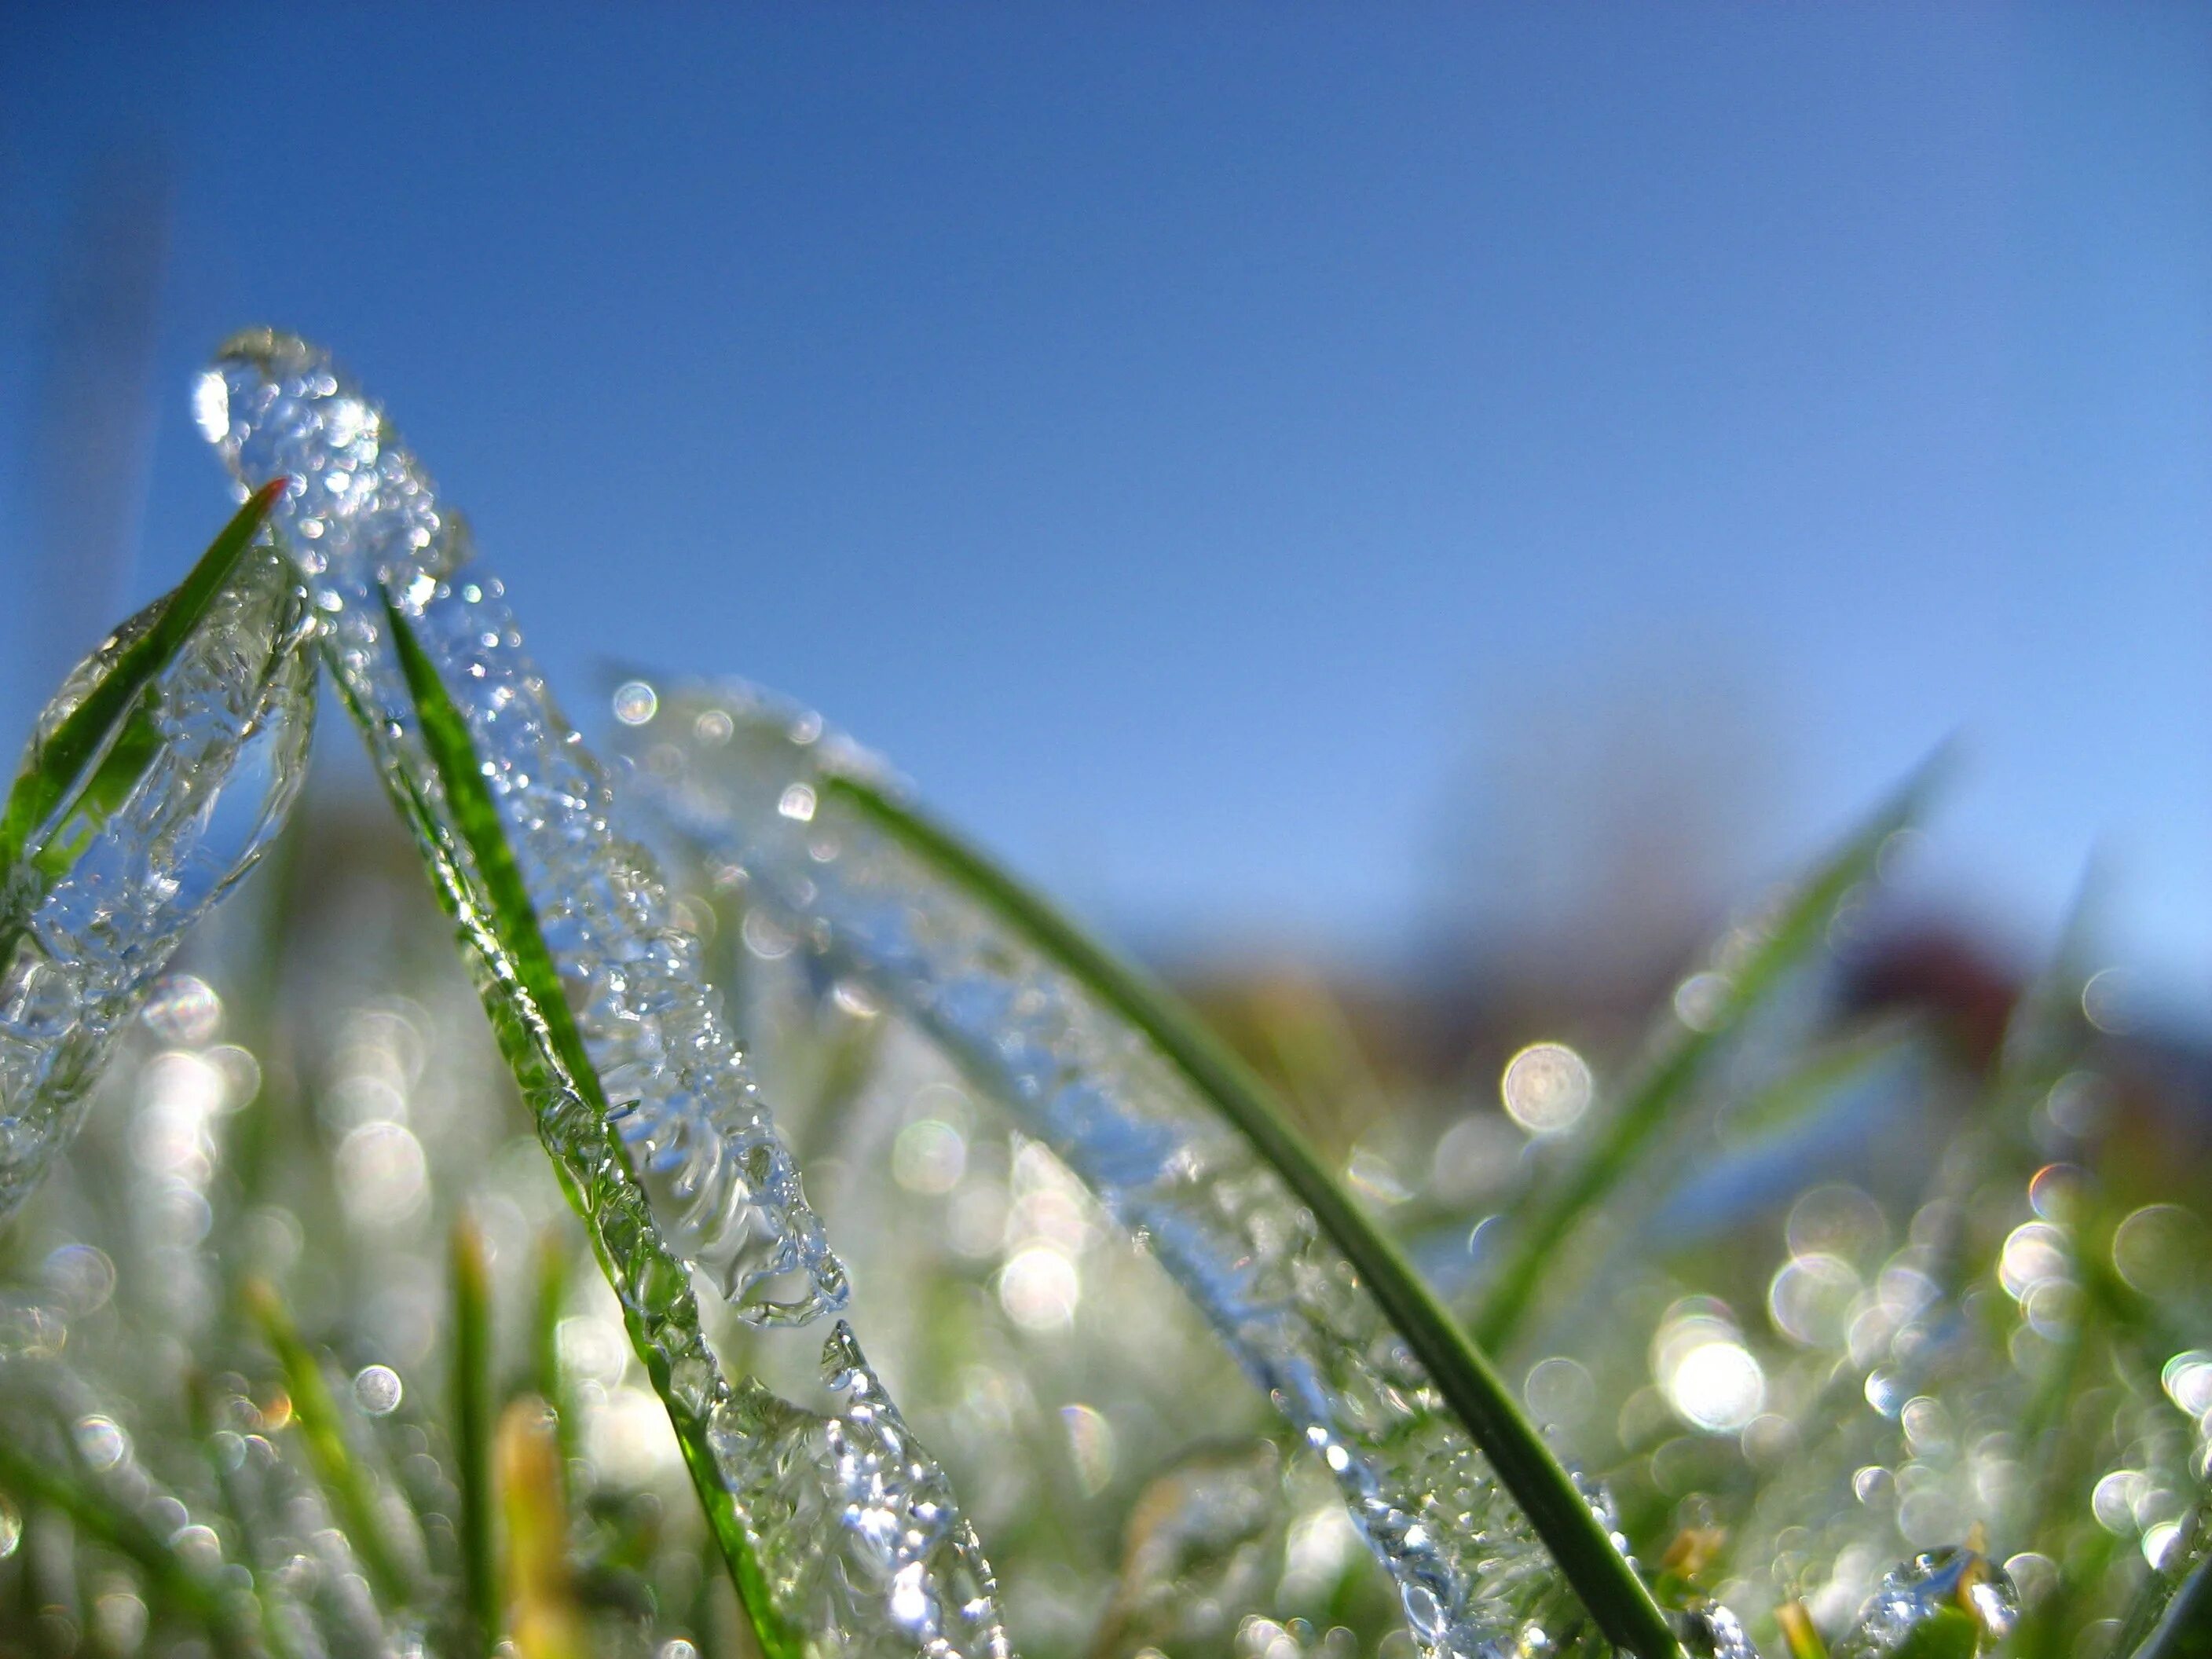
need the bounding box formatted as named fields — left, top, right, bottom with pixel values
left=0, top=478, right=285, bottom=873
left=1470, top=759, right=1942, bottom=1357
left=617, top=681, right=1682, bottom=1659
left=381, top=599, right=1010, bottom=1659
left=0, top=484, right=316, bottom=1222
left=199, top=330, right=842, bottom=1328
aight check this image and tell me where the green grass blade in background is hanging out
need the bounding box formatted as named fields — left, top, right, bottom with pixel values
left=0, top=478, right=287, bottom=873
left=1470, top=758, right=1941, bottom=1355
left=2130, top=1544, right=2212, bottom=1659
left=0, top=1437, right=255, bottom=1658
left=826, top=771, right=1684, bottom=1659
left=245, top=1279, right=412, bottom=1610
left=530, top=1229, right=577, bottom=1478
left=375, top=598, right=801, bottom=1659
left=452, top=1214, right=498, bottom=1659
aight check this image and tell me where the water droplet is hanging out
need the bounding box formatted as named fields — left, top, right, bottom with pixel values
left=613, top=680, right=659, bottom=725
left=353, top=1364, right=404, bottom=1415
left=1500, top=1042, right=1592, bottom=1134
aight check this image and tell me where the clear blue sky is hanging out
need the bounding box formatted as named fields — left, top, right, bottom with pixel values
left=3, top=5, right=2208, bottom=1009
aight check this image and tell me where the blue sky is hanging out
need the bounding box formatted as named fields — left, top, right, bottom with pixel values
left=3, top=5, right=2208, bottom=1009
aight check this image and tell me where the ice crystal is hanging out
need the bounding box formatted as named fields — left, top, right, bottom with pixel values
left=1833, top=1549, right=2017, bottom=1659
left=196, top=329, right=840, bottom=1326
left=199, top=334, right=1009, bottom=1658
left=0, top=544, right=314, bottom=1221
left=614, top=679, right=1591, bottom=1659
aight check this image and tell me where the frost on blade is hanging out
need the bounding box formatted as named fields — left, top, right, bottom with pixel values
left=196, top=330, right=842, bottom=1328
left=0, top=545, right=314, bottom=1221
left=613, top=680, right=1596, bottom=1659
left=203, top=334, right=1010, bottom=1659
left=732, top=1323, right=1011, bottom=1659
left=1833, top=1550, right=2017, bottom=1659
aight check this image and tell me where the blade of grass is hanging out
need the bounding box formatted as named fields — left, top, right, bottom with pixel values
left=823, top=771, right=1682, bottom=1659
left=529, top=1229, right=577, bottom=1479
left=452, top=1215, right=496, bottom=1659
left=0, top=1439, right=254, bottom=1658
left=2129, top=1543, right=2212, bottom=1659
left=1471, top=759, right=1940, bottom=1354
left=377, top=596, right=800, bottom=1659
left=0, top=478, right=287, bottom=873
left=498, top=1399, right=585, bottom=1659
left=243, top=1279, right=409, bottom=1609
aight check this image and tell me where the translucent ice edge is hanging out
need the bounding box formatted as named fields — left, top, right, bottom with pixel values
left=195, top=329, right=840, bottom=1328
left=0, top=543, right=315, bottom=1223
left=378, top=742, right=1012, bottom=1659
left=200, top=334, right=1009, bottom=1659
left=613, top=678, right=1599, bottom=1659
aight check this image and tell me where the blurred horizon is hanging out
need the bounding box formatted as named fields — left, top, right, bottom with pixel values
left=2, top=5, right=2208, bottom=1020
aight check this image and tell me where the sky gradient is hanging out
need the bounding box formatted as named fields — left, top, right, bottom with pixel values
left=3, top=5, right=2208, bottom=1010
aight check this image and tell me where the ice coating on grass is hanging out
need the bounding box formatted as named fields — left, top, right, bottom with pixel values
left=0, top=545, right=315, bottom=1221
left=483, top=1000, right=1009, bottom=1659
left=613, top=679, right=1595, bottom=1659
left=1833, top=1549, right=2017, bottom=1659
left=201, top=334, right=1009, bottom=1659
left=196, top=330, right=841, bottom=1328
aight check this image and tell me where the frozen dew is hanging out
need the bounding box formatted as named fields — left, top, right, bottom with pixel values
left=657, top=1643, right=701, bottom=1659
left=0, top=517, right=315, bottom=1222
left=335, top=1121, right=429, bottom=1225
left=2162, top=1351, right=2212, bottom=1417
left=141, top=975, right=222, bottom=1044
left=2093, top=1469, right=2148, bottom=1533
left=2026, top=1163, right=2085, bottom=1224
left=893, top=1118, right=969, bottom=1195
left=618, top=679, right=1634, bottom=1659
left=2143, top=1522, right=2183, bottom=1570
left=41, top=1243, right=116, bottom=1317
left=586, top=1385, right=682, bottom=1485
left=999, top=1243, right=1081, bottom=1331
left=1523, top=1356, right=1596, bottom=1430
left=1998, top=1222, right=2070, bottom=1301
left=1671, top=1601, right=1757, bottom=1659
left=777, top=782, right=818, bottom=822
left=1768, top=1252, right=1860, bottom=1348
left=0, top=1494, right=19, bottom=1560
left=200, top=331, right=848, bottom=1329
left=558, top=1316, right=631, bottom=1388
left=74, top=1415, right=128, bottom=1470
left=1655, top=1300, right=1765, bottom=1433
left=2001, top=1551, right=2056, bottom=1607
left=1787, top=1185, right=1888, bottom=1265
left=1672, top=971, right=1734, bottom=1033
left=352, top=1364, right=404, bottom=1415
left=1835, top=1548, right=2019, bottom=1659
left=191, top=370, right=229, bottom=441
left=1060, top=1403, right=1118, bottom=1496
left=612, top=679, right=659, bottom=726
left=1668, top=1342, right=1765, bottom=1433
left=2112, top=1204, right=2202, bottom=1298
left=92, top=1590, right=148, bottom=1655
left=1500, top=1041, right=1593, bottom=1134
left=2080, top=968, right=2131, bottom=1034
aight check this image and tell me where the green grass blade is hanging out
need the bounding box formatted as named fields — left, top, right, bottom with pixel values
left=452, top=1215, right=497, bottom=1659
left=0, top=1439, right=254, bottom=1657
left=0, top=478, right=287, bottom=872
left=2130, top=1543, right=2212, bottom=1659
left=1470, top=757, right=1941, bottom=1355
left=529, top=1229, right=577, bottom=1478
left=376, top=597, right=800, bottom=1659
left=244, top=1278, right=410, bottom=1609
left=825, top=772, right=1682, bottom=1659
